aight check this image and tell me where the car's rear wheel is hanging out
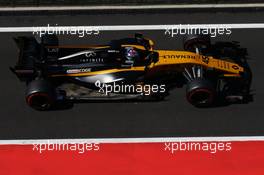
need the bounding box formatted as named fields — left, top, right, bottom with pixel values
left=186, top=78, right=215, bottom=107
left=26, top=80, right=56, bottom=110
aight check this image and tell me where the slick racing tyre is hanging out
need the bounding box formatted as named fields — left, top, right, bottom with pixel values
left=186, top=78, right=215, bottom=107
left=26, top=80, right=56, bottom=110
left=183, top=34, right=211, bottom=53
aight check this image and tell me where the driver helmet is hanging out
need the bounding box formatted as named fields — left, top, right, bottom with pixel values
left=125, top=47, right=139, bottom=61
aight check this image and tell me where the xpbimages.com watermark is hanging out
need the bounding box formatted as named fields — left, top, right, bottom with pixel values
left=165, top=24, right=232, bottom=38
left=32, top=141, right=100, bottom=154
left=95, top=80, right=166, bottom=96
left=32, top=24, right=100, bottom=38
left=164, top=142, right=232, bottom=154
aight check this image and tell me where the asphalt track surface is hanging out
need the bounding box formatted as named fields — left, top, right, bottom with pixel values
left=0, top=10, right=264, bottom=139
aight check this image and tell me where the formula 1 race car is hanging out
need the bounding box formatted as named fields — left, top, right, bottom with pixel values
left=11, top=33, right=252, bottom=110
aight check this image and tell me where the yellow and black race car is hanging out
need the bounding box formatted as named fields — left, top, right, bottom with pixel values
left=11, top=33, right=252, bottom=110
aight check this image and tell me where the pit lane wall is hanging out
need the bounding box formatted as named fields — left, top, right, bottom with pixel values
left=1, top=0, right=264, bottom=6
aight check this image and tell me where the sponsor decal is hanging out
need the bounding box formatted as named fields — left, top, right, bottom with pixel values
left=66, top=68, right=91, bottom=74
left=161, top=55, right=196, bottom=59
left=47, top=48, right=59, bottom=53
left=85, top=51, right=96, bottom=58
left=80, top=58, right=104, bottom=63
left=232, top=65, right=240, bottom=70
left=107, top=50, right=120, bottom=53
left=161, top=54, right=210, bottom=64
left=201, top=56, right=209, bottom=64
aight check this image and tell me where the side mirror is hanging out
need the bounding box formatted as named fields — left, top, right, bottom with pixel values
left=149, top=52, right=159, bottom=63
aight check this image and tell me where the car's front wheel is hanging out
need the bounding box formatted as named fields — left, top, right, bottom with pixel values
left=186, top=78, right=215, bottom=107
left=183, top=34, right=211, bottom=54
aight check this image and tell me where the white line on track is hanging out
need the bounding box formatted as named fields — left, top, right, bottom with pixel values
left=0, top=136, right=264, bottom=144
left=0, top=23, right=264, bottom=33
left=1, top=3, right=264, bottom=11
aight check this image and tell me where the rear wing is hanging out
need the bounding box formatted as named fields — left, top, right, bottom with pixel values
left=10, top=37, right=40, bottom=81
